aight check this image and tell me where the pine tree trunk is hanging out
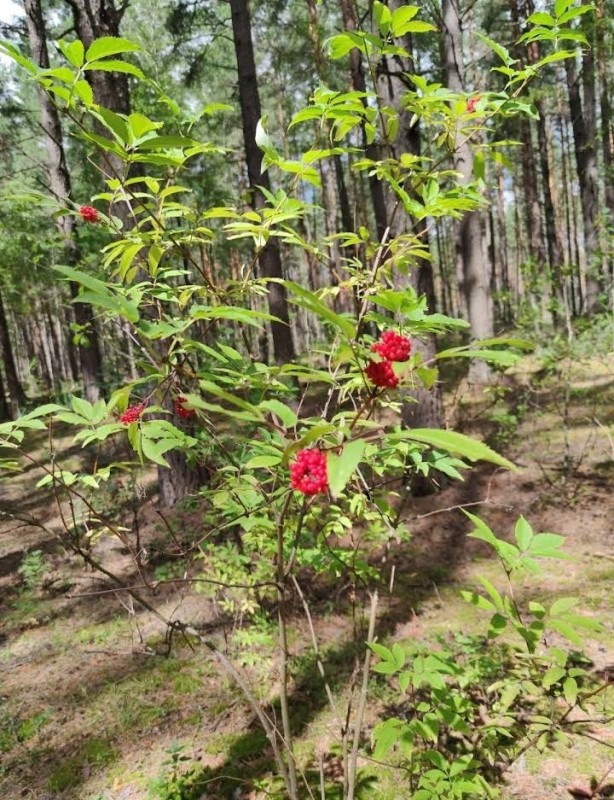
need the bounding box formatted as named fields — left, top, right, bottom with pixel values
left=0, top=291, right=25, bottom=418
left=375, top=13, right=444, bottom=431
left=441, top=0, right=492, bottom=381
left=565, top=52, right=601, bottom=311
left=229, top=0, right=295, bottom=365
left=338, top=0, right=389, bottom=241
left=595, top=0, right=614, bottom=242
left=25, top=0, right=104, bottom=402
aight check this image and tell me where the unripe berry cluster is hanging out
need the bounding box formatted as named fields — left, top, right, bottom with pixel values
left=119, top=403, right=145, bottom=424
left=290, top=449, right=328, bottom=495
left=78, top=205, right=99, bottom=223
left=371, top=330, right=411, bottom=362
left=175, top=395, right=196, bottom=420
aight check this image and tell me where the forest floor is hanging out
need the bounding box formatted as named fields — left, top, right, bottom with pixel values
left=0, top=352, right=613, bottom=800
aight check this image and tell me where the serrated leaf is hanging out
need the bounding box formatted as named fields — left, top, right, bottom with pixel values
left=58, top=40, right=85, bottom=68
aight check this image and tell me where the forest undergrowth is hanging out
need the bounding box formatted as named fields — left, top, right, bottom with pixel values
left=1, top=350, right=612, bottom=800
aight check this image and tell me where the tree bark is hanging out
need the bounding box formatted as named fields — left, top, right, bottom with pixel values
left=0, top=290, right=25, bottom=418
left=441, top=0, right=492, bottom=381
left=229, top=0, right=295, bottom=365
left=565, top=51, right=601, bottom=311
left=375, top=9, right=444, bottom=431
left=595, top=0, right=614, bottom=242
left=338, top=0, right=389, bottom=241
left=24, top=0, right=104, bottom=402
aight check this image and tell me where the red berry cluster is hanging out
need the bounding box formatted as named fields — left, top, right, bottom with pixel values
left=365, top=359, right=399, bottom=389
left=78, top=205, right=99, bottom=223
left=119, top=402, right=145, bottom=424
left=371, top=331, right=411, bottom=362
left=466, top=97, right=479, bottom=114
left=175, top=395, right=196, bottom=420
left=290, top=449, right=328, bottom=495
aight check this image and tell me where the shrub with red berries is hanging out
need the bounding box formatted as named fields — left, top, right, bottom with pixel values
left=365, top=359, right=399, bottom=389
left=371, top=331, right=411, bottom=362
left=78, top=205, right=99, bottom=223
left=175, top=396, right=196, bottom=420
left=119, top=402, right=145, bottom=424
left=290, top=449, right=328, bottom=495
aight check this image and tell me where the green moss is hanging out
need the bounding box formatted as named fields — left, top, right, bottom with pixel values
left=47, top=737, right=118, bottom=792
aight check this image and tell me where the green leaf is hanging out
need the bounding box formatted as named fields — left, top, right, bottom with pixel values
left=390, top=5, right=419, bottom=36
left=244, top=455, right=282, bottom=469
left=557, top=5, right=593, bottom=24
left=58, top=39, right=85, bottom=68
left=327, top=439, right=366, bottom=498
left=284, top=281, right=356, bottom=338
left=476, top=32, right=515, bottom=67
left=542, top=666, right=566, bottom=688
left=488, top=613, right=508, bottom=638
left=460, top=590, right=496, bottom=612
left=527, top=11, right=555, bottom=26
left=549, top=597, right=577, bottom=616
left=563, top=676, right=578, bottom=705
left=391, top=429, right=517, bottom=471
left=259, top=399, right=298, bottom=428
left=373, top=1, right=392, bottom=34
left=528, top=532, right=568, bottom=558
left=327, top=32, right=363, bottom=59
left=73, top=79, right=94, bottom=105
left=85, top=36, right=141, bottom=62
left=554, top=0, right=575, bottom=17
left=84, top=60, right=145, bottom=79
left=514, top=516, right=533, bottom=550
left=436, top=348, right=519, bottom=366
left=549, top=619, right=584, bottom=647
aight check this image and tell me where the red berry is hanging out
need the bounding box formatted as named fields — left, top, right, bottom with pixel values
left=175, top=396, right=196, bottom=420
left=290, top=449, right=328, bottom=495
left=466, top=97, right=479, bottom=114
left=365, top=359, right=399, bottom=389
left=78, top=205, right=99, bottom=223
left=371, top=331, right=411, bottom=363
left=119, top=402, right=145, bottom=424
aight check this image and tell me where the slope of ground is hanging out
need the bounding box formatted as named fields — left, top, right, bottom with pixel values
left=0, top=354, right=612, bottom=800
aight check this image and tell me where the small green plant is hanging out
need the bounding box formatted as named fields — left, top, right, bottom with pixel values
left=149, top=743, right=208, bottom=800
left=17, top=549, right=47, bottom=592
left=0, top=708, right=51, bottom=753
left=370, top=515, right=606, bottom=799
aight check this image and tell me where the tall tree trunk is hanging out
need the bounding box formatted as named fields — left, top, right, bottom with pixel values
left=0, top=368, right=8, bottom=422
left=565, top=51, right=601, bottom=311
left=338, top=0, right=389, bottom=241
left=595, top=0, right=614, bottom=244
left=375, top=11, right=444, bottom=431
left=0, top=290, right=25, bottom=418
left=229, top=0, right=295, bottom=365
left=24, top=0, right=103, bottom=402
left=509, top=0, right=548, bottom=304
left=441, top=0, right=492, bottom=380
